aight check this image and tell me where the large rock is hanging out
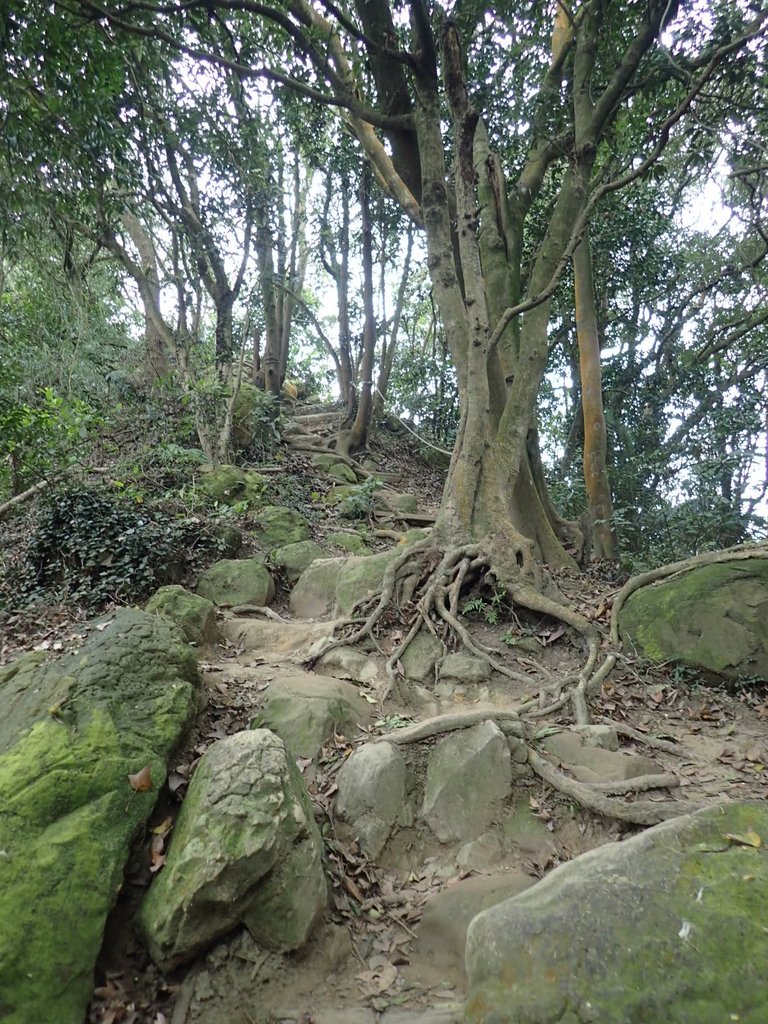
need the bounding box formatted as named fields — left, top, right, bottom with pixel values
left=0, top=610, right=200, bottom=1024
left=221, top=617, right=336, bottom=656
left=413, top=872, right=535, bottom=979
left=289, top=557, right=346, bottom=618
left=326, top=530, right=370, bottom=555
left=401, top=628, right=444, bottom=683
left=270, top=540, right=324, bottom=583
left=335, top=550, right=401, bottom=615
left=252, top=505, right=310, bottom=548
left=138, top=730, right=327, bottom=970
left=258, top=671, right=371, bottom=759
left=335, top=742, right=407, bottom=858
left=290, top=539, right=431, bottom=619
left=146, top=584, right=219, bottom=645
left=421, top=721, right=512, bottom=842
left=196, top=463, right=268, bottom=506
left=619, top=558, right=768, bottom=682
left=466, top=802, right=768, bottom=1024
left=326, top=462, right=358, bottom=484
left=196, top=557, right=274, bottom=607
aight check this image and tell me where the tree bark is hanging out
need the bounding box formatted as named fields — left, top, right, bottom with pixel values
left=574, top=226, right=619, bottom=559
left=340, top=162, right=376, bottom=454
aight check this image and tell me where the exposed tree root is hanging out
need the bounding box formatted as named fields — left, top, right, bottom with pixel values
left=372, top=709, right=524, bottom=745
left=227, top=604, right=289, bottom=622
left=527, top=749, right=703, bottom=826
left=597, top=719, right=709, bottom=765
left=307, top=534, right=746, bottom=824
left=582, top=773, right=681, bottom=794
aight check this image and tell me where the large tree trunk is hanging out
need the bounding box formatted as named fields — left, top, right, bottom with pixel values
left=418, top=29, right=583, bottom=571
left=574, top=226, right=619, bottom=559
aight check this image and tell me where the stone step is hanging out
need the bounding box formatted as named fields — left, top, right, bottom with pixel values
left=271, top=1005, right=463, bottom=1023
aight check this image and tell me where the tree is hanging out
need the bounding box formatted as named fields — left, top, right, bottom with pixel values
left=65, top=0, right=767, bottom=636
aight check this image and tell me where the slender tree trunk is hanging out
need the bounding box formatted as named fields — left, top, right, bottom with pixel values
left=255, top=198, right=281, bottom=399
left=372, top=223, right=413, bottom=425
left=121, top=211, right=171, bottom=381
left=279, top=158, right=311, bottom=383
left=574, top=226, right=619, bottom=559
left=340, top=162, right=376, bottom=454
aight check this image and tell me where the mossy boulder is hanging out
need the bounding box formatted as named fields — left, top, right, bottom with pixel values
left=197, top=558, right=274, bottom=607
left=146, top=585, right=219, bottom=646
left=0, top=609, right=200, bottom=1024
left=326, top=530, right=370, bottom=555
left=377, top=490, right=419, bottom=514
left=270, top=540, right=324, bottom=583
left=138, top=730, right=326, bottom=969
left=324, top=484, right=361, bottom=507
left=291, top=537, right=432, bottom=619
left=231, top=381, right=270, bottom=447
left=257, top=671, right=371, bottom=759
left=618, top=558, right=768, bottom=682
left=288, top=557, right=346, bottom=618
left=466, top=802, right=768, bottom=1024
left=197, top=463, right=268, bottom=507
left=310, top=452, right=342, bottom=471
left=252, top=505, right=310, bottom=548
left=326, top=462, right=358, bottom=484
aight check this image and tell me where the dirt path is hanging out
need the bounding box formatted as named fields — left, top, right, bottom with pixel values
left=89, top=586, right=768, bottom=1024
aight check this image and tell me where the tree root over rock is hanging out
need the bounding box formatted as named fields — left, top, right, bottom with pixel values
left=307, top=536, right=729, bottom=826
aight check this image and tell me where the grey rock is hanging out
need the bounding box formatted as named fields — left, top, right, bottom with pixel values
left=543, top=729, right=659, bottom=783
left=335, top=742, right=407, bottom=858
left=466, top=802, right=768, bottom=1024
left=258, top=670, right=371, bottom=759
left=421, top=720, right=512, bottom=842
left=439, top=653, right=490, bottom=683
left=138, top=730, right=327, bottom=969
left=456, top=832, right=504, bottom=872
left=400, top=628, right=444, bottom=683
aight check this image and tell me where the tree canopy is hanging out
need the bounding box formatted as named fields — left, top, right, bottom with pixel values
left=0, top=0, right=766, bottom=572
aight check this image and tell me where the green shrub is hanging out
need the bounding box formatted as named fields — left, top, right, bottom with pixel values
left=13, top=487, right=222, bottom=609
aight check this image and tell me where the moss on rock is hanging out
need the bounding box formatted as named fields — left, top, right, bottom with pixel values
left=0, top=609, right=200, bottom=1024
left=197, top=464, right=268, bottom=507
left=196, top=558, right=275, bottom=607
left=252, top=505, right=310, bottom=548
left=619, top=558, right=768, bottom=682
left=146, top=585, right=219, bottom=645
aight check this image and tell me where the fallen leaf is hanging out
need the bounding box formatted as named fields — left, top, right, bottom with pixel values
left=723, top=831, right=762, bottom=848
left=152, top=817, right=174, bottom=836
left=128, top=765, right=153, bottom=792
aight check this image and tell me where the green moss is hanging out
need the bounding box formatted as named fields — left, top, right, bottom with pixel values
left=619, top=559, right=768, bottom=681
left=467, top=803, right=768, bottom=1024
left=252, top=505, right=310, bottom=547
left=0, top=610, right=201, bottom=1024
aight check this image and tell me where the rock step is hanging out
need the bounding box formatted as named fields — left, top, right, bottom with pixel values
left=289, top=411, right=344, bottom=426
left=272, top=1006, right=463, bottom=1023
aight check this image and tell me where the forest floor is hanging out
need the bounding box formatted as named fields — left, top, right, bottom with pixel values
left=3, top=408, right=768, bottom=1024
